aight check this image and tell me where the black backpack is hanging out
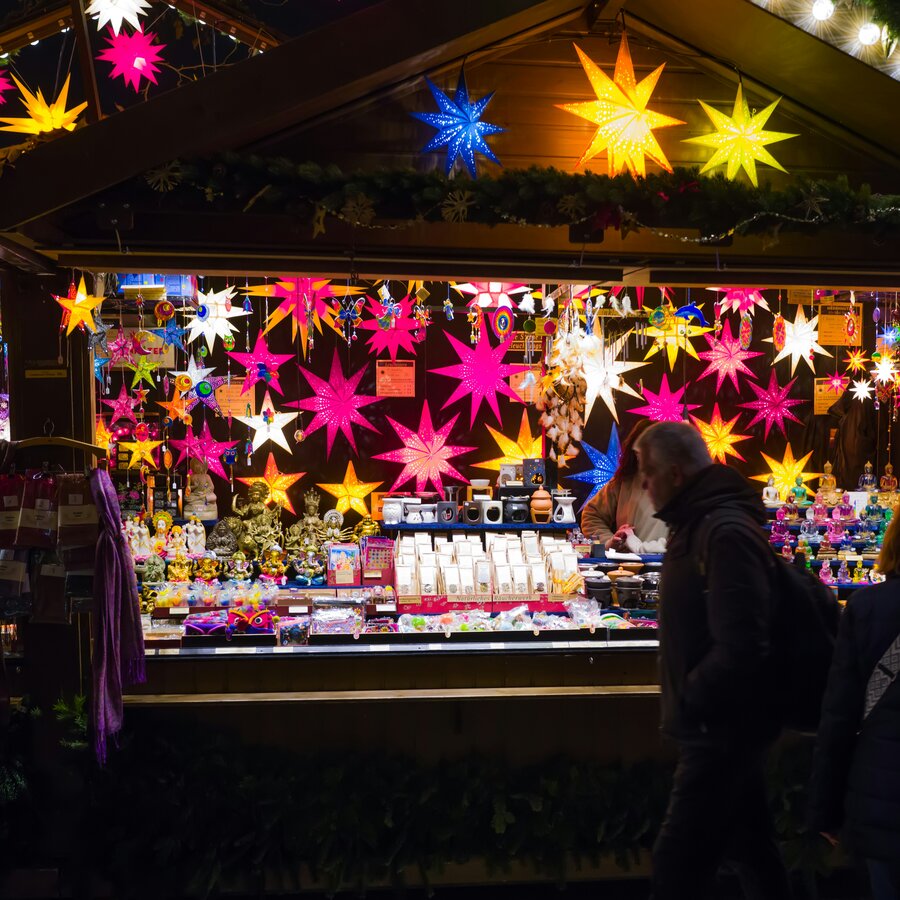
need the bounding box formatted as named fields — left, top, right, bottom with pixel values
left=696, top=511, right=842, bottom=735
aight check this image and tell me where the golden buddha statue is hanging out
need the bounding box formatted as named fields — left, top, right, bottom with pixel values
left=354, top=515, right=381, bottom=541
left=167, top=552, right=192, bottom=582
left=879, top=463, right=898, bottom=503
left=819, top=461, right=840, bottom=505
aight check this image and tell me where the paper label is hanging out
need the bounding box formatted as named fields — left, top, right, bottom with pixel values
left=215, top=379, right=254, bottom=417
left=68, top=494, right=83, bottom=506
left=0, top=512, right=18, bottom=529
left=19, top=508, right=58, bottom=530
left=0, top=560, right=26, bottom=582
left=35, top=498, right=50, bottom=512
left=58, top=505, right=99, bottom=525
left=334, top=569, right=354, bottom=585
left=3, top=496, right=18, bottom=509
left=40, top=564, right=65, bottom=578
left=375, top=360, right=415, bottom=397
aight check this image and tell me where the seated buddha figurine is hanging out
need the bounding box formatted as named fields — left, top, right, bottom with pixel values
left=816, top=532, right=836, bottom=561
left=792, top=475, right=812, bottom=507
left=799, top=517, right=820, bottom=544
left=825, top=520, right=844, bottom=546
left=819, top=462, right=840, bottom=506
left=770, top=508, right=791, bottom=546
left=836, top=559, right=852, bottom=584
left=833, top=493, right=856, bottom=524
left=782, top=491, right=800, bottom=520
left=852, top=560, right=868, bottom=583
left=858, top=460, right=878, bottom=492
left=880, top=463, right=898, bottom=502
left=864, top=493, right=885, bottom=525
left=762, top=476, right=781, bottom=508
left=811, top=493, right=829, bottom=525
left=780, top=541, right=794, bottom=562
left=819, top=562, right=835, bottom=585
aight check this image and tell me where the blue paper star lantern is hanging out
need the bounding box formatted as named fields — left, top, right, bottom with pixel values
left=567, top=424, right=620, bottom=507
left=411, top=69, right=504, bottom=177
left=150, top=318, right=187, bottom=352
left=93, top=355, right=110, bottom=383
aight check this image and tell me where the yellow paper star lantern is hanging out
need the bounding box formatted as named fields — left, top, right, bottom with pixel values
left=237, top=452, right=305, bottom=516
left=750, top=443, right=821, bottom=500
left=557, top=35, right=684, bottom=175
left=473, top=410, right=543, bottom=472
left=95, top=417, right=113, bottom=451
left=683, top=84, right=797, bottom=187
left=118, top=438, right=163, bottom=469
left=317, top=461, right=382, bottom=518
left=644, top=307, right=711, bottom=369
left=690, top=403, right=751, bottom=464
left=54, top=277, right=104, bottom=336
left=0, top=74, right=87, bottom=135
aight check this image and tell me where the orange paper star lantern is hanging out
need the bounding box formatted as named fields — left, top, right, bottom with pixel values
left=0, top=74, right=87, bottom=135
left=690, top=404, right=751, bottom=464
left=317, top=461, right=382, bottom=518
left=54, top=277, right=104, bottom=336
left=237, top=452, right=304, bottom=515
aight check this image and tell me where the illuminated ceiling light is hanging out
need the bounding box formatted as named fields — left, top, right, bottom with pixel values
left=30, top=40, right=39, bottom=45
left=812, top=0, right=834, bottom=20
left=859, top=22, right=881, bottom=45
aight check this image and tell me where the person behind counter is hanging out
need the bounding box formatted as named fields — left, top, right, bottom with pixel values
left=580, top=418, right=669, bottom=552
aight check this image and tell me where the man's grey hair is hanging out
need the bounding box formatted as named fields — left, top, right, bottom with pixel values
left=633, top=421, right=712, bottom=474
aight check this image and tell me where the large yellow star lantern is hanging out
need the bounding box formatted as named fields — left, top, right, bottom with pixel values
left=317, top=461, right=382, bottom=518
left=684, top=84, right=797, bottom=187
left=557, top=35, right=684, bottom=175
left=237, top=452, right=304, bottom=516
left=473, top=410, right=542, bottom=472
left=690, top=404, right=751, bottom=465
left=0, top=74, right=87, bottom=135
left=54, top=277, right=104, bottom=336
left=644, top=305, right=712, bottom=369
left=118, top=437, right=163, bottom=469
left=750, top=443, right=821, bottom=500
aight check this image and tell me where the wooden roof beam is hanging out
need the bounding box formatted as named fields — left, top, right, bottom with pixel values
left=0, top=0, right=589, bottom=232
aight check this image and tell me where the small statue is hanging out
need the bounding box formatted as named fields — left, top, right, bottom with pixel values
left=151, top=510, right=173, bottom=557
left=858, top=460, right=878, bottom=492
left=207, top=519, right=239, bottom=559
left=864, top=493, right=885, bottom=525
left=226, top=550, right=253, bottom=581
left=284, top=521, right=305, bottom=557
left=354, top=515, right=381, bottom=540
left=852, top=560, right=867, bottom=583
left=792, top=475, right=812, bottom=506
left=819, top=562, right=834, bottom=585
left=292, top=545, right=325, bottom=586
left=233, top=482, right=283, bottom=559
left=318, top=508, right=352, bottom=545
left=299, top=488, right=324, bottom=546
left=770, top=508, right=791, bottom=546
left=782, top=491, right=800, bottom=520
left=185, top=516, right=207, bottom=557
left=780, top=541, right=794, bottom=562
left=799, top=518, right=820, bottom=544
left=167, top=524, right=188, bottom=560
left=833, top=493, right=856, bottom=523
left=167, top=551, right=192, bottom=582
left=762, top=476, right=781, bottom=507
left=143, top=552, right=166, bottom=583
left=825, top=520, right=843, bottom=545
left=184, top=457, right=218, bottom=521
left=880, top=463, right=898, bottom=498
left=193, top=552, right=220, bottom=584
left=836, top=559, right=852, bottom=584
left=811, top=493, right=829, bottom=525
left=819, top=461, right=839, bottom=505
left=816, top=533, right=836, bottom=561
left=259, top=544, right=287, bottom=585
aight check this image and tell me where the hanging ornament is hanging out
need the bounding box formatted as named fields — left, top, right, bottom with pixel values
left=492, top=308, right=513, bottom=341
left=443, top=298, right=455, bottom=321
left=0, top=75, right=87, bottom=135
left=97, top=26, right=164, bottom=92
left=336, top=296, right=364, bottom=345
left=467, top=305, right=483, bottom=345
left=772, top=312, right=786, bottom=352
left=739, top=312, right=753, bottom=350
left=154, top=299, right=174, bottom=323
left=85, top=0, right=150, bottom=34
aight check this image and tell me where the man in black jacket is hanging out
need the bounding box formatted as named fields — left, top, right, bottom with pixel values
left=634, top=422, right=791, bottom=900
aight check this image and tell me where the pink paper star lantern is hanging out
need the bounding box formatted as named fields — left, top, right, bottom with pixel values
left=826, top=372, right=849, bottom=394
left=0, top=72, right=13, bottom=105
left=169, top=420, right=238, bottom=481
left=696, top=319, right=763, bottom=392
left=629, top=374, right=699, bottom=422
left=357, top=294, right=423, bottom=360
left=287, top=350, right=380, bottom=458
left=101, top=383, right=137, bottom=424
left=374, top=401, right=475, bottom=493
left=106, top=332, right=134, bottom=367
left=226, top=330, right=294, bottom=396
left=739, top=370, right=806, bottom=439
left=455, top=281, right=531, bottom=310
left=708, top=287, right=770, bottom=316
left=429, top=329, right=529, bottom=427
left=97, top=27, right=164, bottom=92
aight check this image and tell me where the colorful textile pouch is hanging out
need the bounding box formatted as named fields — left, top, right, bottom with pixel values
left=226, top=604, right=278, bottom=639
left=184, top=609, right=228, bottom=636
left=277, top=615, right=310, bottom=645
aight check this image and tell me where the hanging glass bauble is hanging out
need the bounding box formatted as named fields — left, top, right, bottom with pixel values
left=772, top=313, right=786, bottom=352
left=739, top=312, right=753, bottom=350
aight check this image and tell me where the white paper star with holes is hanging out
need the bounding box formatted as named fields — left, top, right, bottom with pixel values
left=580, top=331, right=648, bottom=423
left=184, top=285, right=248, bottom=353
left=235, top=389, right=298, bottom=454
left=764, top=306, right=831, bottom=375
left=168, top=357, right=215, bottom=389
left=85, top=0, right=151, bottom=35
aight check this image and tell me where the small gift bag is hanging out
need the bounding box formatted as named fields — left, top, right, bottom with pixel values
left=15, top=471, right=58, bottom=550
left=57, top=474, right=99, bottom=550
left=0, top=474, right=24, bottom=550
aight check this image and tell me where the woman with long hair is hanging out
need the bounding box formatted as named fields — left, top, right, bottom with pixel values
left=580, top=418, right=668, bottom=550
left=809, top=507, right=900, bottom=899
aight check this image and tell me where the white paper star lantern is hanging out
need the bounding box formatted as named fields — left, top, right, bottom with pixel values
left=235, top=389, right=298, bottom=454
left=185, top=286, right=249, bottom=352
left=763, top=306, right=831, bottom=375
left=580, top=331, right=648, bottom=423
left=85, top=0, right=151, bottom=35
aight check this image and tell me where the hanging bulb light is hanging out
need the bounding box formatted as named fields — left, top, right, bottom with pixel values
left=859, top=22, right=881, bottom=45
left=811, top=0, right=834, bottom=21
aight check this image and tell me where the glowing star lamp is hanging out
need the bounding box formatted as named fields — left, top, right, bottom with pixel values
left=826, top=372, right=849, bottom=394
left=169, top=420, right=238, bottom=481
left=97, top=27, right=164, bottom=92
left=237, top=452, right=304, bottom=516
left=690, top=404, right=751, bottom=464
left=357, top=294, right=423, bottom=360
left=227, top=330, right=294, bottom=396
left=763, top=305, right=831, bottom=375
left=556, top=35, right=684, bottom=175
left=643, top=310, right=711, bottom=370
left=54, top=276, right=104, bottom=336
left=0, top=74, right=87, bottom=135
left=629, top=373, right=699, bottom=422
left=0, top=73, right=13, bottom=105
left=684, top=84, right=797, bottom=187
left=696, top=320, right=763, bottom=392
left=429, top=328, right=529, bottom=427
left=101, top=384, right=137, bottom=425
left=374, top=401, right=475, bottom=494
left=850, top=378, right=874, bottom=402
left=454, top=282, right=531, bottom=310
left=317, top=461, right=382, bottom=518
left=740, top=370, right=806, bottom=439
left=845, top=349, right=868, bottom=374
left=411, top=69, right=504, bottom=178
left=185, top=285, right=248, bottom=352
left=118, top=437, right=163, bottom=469
left=235, top=390, right=298, bottom=454
left=580, top=331, right=648, bottom=424
left=566, top=425, right=619, bottom=506
left=95, top=417, right=114, bottom=451
left=707, top=287, right=770, bottom=317
left=750, top=444, right=820, bottom=501
left=85, top=0, right=151, bottom=34
left=288, top=351, right=380, bottom=458
left=473, top=409, right=542, bottom=472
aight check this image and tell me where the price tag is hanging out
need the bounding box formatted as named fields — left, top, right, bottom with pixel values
left=488, top=642, right=505, bottom=650
left=215, top=646, right=256, bottom=654
left=169, top=607, right=190, bottom=616
left=288, top=605, right=310, bottom=614
left=374, top=604, right=396, bottom=613
left=368, top=644, right=390, bottom=652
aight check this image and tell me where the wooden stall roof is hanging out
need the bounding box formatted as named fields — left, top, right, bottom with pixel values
left=1, top=0, right=899, bottom=285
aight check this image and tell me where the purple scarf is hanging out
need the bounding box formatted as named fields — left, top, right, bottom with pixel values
left=89, top=467, right=145, bottom=762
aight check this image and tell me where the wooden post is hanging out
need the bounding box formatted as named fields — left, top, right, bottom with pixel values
left=69, top=0, right=102, bottom=125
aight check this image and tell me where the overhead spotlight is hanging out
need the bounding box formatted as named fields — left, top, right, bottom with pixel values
left=859, top=21, right=881, bottom=44
left=811, top=0, right=834, bottom=20
left=30, top=39, right=39, bottom=45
